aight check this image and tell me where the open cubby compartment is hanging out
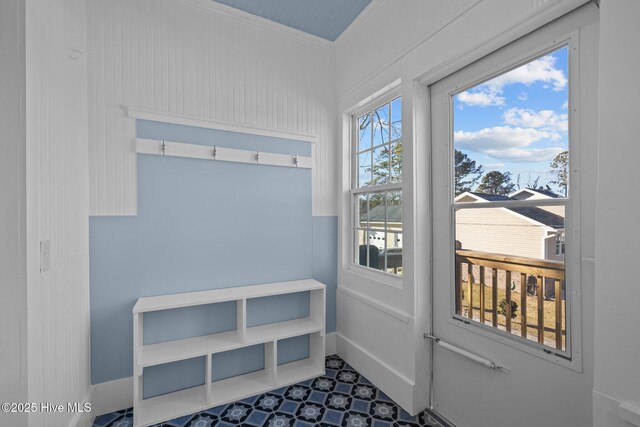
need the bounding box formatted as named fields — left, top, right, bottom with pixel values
left=209, top=343, right=275, bottom=407
left=134, top=355, right=210, bottom=427
left=136, top=300, right=244, bottom=369
left=244, top=286, right=325, bottom=343
left=276, top=331, right=325, bottom=387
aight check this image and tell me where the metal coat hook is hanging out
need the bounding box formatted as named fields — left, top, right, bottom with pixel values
left=255, top=150, right=260, bottom=163
left=293, top=154, right=299, bottom=167
left=161, top=140, right=166, bottom=156
left=212, top=145, right=217, bottom=160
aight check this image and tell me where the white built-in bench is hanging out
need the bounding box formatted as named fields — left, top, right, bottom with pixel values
left=132, top=279, right=326, bottom=427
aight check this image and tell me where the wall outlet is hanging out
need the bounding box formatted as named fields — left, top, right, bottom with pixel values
left=40, top=239, right=50, bottom=272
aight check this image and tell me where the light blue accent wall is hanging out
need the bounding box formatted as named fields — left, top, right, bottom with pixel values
left=90, top=121, right=337, bottom=395
left=277, top=335, right=310, bottom=365
left=312, top=216, right=338, bottom=333
left=143, top=357, right=206, bottom=399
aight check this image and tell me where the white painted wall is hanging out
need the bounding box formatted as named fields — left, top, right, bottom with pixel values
left=87, top=0, right=337, bottom=216
left=24, top=0, right=92, bottom=426
left=0, top=1, right=27, bottom=426
left=335, top=0, right=592, bottom=415
left=593, top=0, right=640, bottom=426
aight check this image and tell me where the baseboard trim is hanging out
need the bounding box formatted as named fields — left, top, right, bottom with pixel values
left=335, top=332, right=416, bottom=414
left=90, top=377, right=134, bottom=419
left=325, top=331, right=337, bottom=356
left=593, top=389, right=640, bottom=427
left=87, top=332, right=338, bottom=419
left=68, top=386, right=94, bottom=427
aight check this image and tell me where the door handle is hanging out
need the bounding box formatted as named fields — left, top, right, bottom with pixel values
left=424, top=333, right=510, bottom=373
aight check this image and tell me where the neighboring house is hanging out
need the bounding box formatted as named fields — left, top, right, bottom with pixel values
left=455, top=190, right=565, bottom=261
left=360, top=203, right=403, bottom=251
left=511, top=188, right=565, bottom=218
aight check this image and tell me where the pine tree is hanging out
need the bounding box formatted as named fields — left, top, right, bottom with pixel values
left=454, top=150, right=484, bottom=195
left=476, top=171, right=516, bottom=195
left=550, top=150, right=568, bottom=196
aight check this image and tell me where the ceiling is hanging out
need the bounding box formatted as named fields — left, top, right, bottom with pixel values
left=212, top=0, right=372, bottom=42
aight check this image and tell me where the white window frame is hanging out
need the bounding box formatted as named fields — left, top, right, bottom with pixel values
left=556, top=231, right=566, bottom=256
left=348, top=89, right=403, bottom=286
left=442, top=32, right=583, bottom=367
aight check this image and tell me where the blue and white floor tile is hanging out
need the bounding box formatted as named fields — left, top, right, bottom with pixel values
left=92, top=356, right=449, bottom=427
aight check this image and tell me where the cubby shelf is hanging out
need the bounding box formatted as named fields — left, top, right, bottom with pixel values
left=132, top=279, right=326, bottom=427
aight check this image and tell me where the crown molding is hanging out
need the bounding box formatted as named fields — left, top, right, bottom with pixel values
left=334, top=0, right=387, bottom=47
left=126, top=106, right=318, bottom=143
left=336, top=0, right=483, bottom=104
left=172, top=0, right=335, bottom=50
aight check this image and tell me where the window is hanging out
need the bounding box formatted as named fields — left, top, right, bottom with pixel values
left=352, top=97, right=403, bottom=276
left=555, top=232, right=565, bottom=256
left=452, top=46, right=569, bottom=353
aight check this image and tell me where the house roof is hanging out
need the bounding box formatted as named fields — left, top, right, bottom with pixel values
left=362, top=191, right=565, bottom=228
left=465, top=192, right=565, bottom=229
left=511, top=188, right=561, bottom=200
left=363, top=204, right=402, bottom=223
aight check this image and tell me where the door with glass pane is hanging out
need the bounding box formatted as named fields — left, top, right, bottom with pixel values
left=429, top=8, right=597, bottom=427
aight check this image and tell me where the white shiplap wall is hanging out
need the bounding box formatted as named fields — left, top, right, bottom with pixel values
left=87, top=0, right=337, bottom=216
left=334, top=0, right=593, bottom=415
left=25, top=0, right=91, bottom=426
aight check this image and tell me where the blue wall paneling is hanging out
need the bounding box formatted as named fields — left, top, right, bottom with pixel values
left=90, top=120, right=337, bottom=398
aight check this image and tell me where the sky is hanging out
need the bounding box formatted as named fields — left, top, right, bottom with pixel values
left=453, top=46, right=569, bottom=194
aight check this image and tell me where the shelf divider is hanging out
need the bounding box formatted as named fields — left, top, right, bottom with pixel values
left=237, top=299, right=246, bottom=342
left=206, top=353, right=212, bottom=404
left=266, top=340, right=277, bottom=385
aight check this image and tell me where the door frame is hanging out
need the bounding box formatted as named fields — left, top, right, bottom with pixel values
left=434, top=30, right=582, bottom=368
left=415, top=2, right=598, bottom=416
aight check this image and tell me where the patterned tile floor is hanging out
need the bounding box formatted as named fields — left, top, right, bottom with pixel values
left=92, top=356, right=449, bottom=427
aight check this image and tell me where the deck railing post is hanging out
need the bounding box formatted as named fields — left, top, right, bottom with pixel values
left=555, top=279, right=563, bottom=349
left=537, top=275, right=544, bottom=344
left=479, top=266, right=486, bottom=324
left=453, top=248, right=565, bottom=350
left=455, top=240, right=463, bottom=316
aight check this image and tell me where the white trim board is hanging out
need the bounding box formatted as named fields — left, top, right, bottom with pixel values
left=137, top=138, right=313, bottom=169
left=84, top=333, right=338, bottom=422
left=593, top=390, right=640, bottom=427
left=68, top=386, right=94, bottom=427
left=337, top=286, right=412, bottom=324
left=335, top=333, right=417, bottom=415
left=127, top=107, right=318, bottom=144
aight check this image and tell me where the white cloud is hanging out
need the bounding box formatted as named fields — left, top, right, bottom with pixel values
left=454, top=126, right=563, bottom=163
left=456, top=54, right=567, bottom=107
left=457, top=90, right=504, bottom=107
left=455, top=126, right=560, bottom=150
left=518, top=92, right=528, bottom=101
left=489, top=55, right=567, bottom=91
left=562, top=100, right=569, bottom=110
left=503, top=108, right=568, bottom=132
left=483, top=147, right=565, bottom=163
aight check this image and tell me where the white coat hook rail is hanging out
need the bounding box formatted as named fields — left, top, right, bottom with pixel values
left=136, top=137, right=313, bottom=169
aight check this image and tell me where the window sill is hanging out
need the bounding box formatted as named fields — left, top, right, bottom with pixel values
left=346, top=264, right=404, bottom=290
